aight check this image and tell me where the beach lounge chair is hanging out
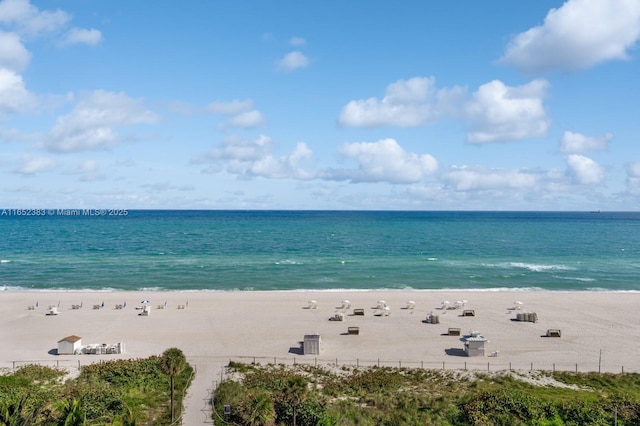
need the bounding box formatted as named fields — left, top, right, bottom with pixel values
left=546, top=329, right=561, bottom=337
left=353, top=308, right=365, bottom=316
left=404, top=300, right=416, bottom=309
left=453, top=300, right=467, bottom=309
left=307, top=300, right=317, bottom=309
left=462, top=309, right=475, bottom=317
left=448, top=328, right=461, bottom=336
left=340, top=300, right=351, bottom=309
left=333, top=312, right=344, bottom=321
left=348, top=326, right=360, bottom=335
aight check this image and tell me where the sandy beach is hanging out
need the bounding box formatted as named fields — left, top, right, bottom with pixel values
left=3, top=290, right=639, bottom=424
left=1, top=290, right=639, bottom=374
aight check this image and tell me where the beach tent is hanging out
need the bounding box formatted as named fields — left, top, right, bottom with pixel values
left=58, top=335, right=82, bottom=355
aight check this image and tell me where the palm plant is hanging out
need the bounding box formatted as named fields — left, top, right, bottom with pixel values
left=246, top=392, right=276, bottom=426
left=282, top=376, right=308, bottom=426
left=159, top=347, right=187, bottom=422
left=53, top=397, right=86, bottom=426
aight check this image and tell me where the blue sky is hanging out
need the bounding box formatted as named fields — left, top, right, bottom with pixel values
left=1, top=0, right=640, bottom=210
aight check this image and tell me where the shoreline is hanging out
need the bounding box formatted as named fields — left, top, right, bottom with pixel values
left=2, top=289, right=640, bottom=375
left=4, top=287, right=640, bottom=293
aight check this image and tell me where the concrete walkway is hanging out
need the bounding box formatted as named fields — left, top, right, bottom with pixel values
left=180, top=359, right=226, bottom=425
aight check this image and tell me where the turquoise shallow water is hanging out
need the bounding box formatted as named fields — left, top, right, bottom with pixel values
left=1, top=210, right=639, bottom=291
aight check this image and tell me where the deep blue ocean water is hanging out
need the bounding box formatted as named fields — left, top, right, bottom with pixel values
left=1, top=210, right=639, bottom=292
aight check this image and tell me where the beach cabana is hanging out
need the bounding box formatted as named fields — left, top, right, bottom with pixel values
left=58, top=335, right=82, bottom=355
left=303, top=334, right=321, bottom=355
left=426, top=313, right=439, bottom=324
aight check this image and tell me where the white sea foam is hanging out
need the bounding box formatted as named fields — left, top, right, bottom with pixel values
left=505, top=262, right=575, bottom=272
left=0, top=259, right=10, bottom=263
left=555, top=276, right=596, bottom=282
left=275, top=260, right=302, bottom=265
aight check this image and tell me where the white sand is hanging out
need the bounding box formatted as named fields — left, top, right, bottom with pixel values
left=1, top=290, right=638, bottom=373
left=3, top=290, right=639, bottom=424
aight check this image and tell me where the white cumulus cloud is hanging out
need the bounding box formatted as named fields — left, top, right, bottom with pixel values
left=192, top=135, right=314, bottom=180
left=60, top=28, right=102, bottom=46
left=500, top=0, right=640, bottom=74
left=566, top=154, right=604, bottom=184
left=322, top=138, right=438, bottom=184
left=45, top=90, right=158, bottom=153
left=626, top=162, right=640, bottom=192
left=338, top=76, right=465, bottom=128
left=13, top=155, right=58, bottom=174
left=207, top=99, right=253, bottom=115
left=0, top=0, right=70, bottom=38
left=0, top=67, right=34, bottom=115
left=0, top=31, right=30, bottom=71
left=465, top=79, right=550, bottom=143
left=559, top=130, right=612, bottom=153
left=443, top=166, right=538, bottom=191
left=277, top=51, right=309, bottom=72
left=207, top=99, right=265, bottom=129
left=226, top=110, right=266, bottom=129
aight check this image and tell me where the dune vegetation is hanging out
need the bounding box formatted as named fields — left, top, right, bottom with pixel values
left=0, top=348, right=192, bottom=425
left=213, top=361, right=640, bottom=426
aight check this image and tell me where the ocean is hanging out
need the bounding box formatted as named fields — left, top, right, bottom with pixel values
left=1, top=210, right=639, bottom=292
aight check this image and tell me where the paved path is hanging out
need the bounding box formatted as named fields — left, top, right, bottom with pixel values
left=181, top=359, right=226, bottom=425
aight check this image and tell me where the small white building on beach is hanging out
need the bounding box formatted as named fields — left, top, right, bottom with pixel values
left=58, top=335, right=82, bottom=355
left=303, top=334, right=321, bottom=355
left=464, top=335, right=488, bottom=357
